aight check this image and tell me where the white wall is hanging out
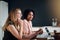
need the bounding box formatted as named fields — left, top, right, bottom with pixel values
left=0, top=1, right=8, bottom=40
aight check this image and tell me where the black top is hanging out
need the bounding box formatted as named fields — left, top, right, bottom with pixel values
left=3, top=21, right=18, bottom=40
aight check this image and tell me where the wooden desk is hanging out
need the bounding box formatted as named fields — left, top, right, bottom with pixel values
left=23, top=38, right=47, bottom=40
left=23, top=27, right=60, bottom=40
left=54, top=32, right=60, bottom=40
left=34, top=38, right=47, bottom=40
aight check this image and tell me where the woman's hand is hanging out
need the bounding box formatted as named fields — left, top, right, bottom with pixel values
left=36, top=29, right=43, bottom=34
left=16, top=18, right=23, bottom=39
left=17, top=18, right=23, bottom=25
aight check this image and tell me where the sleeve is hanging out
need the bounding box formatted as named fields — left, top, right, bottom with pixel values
left=23, top=20, right=29, bottom=35
left=8, top=21, right=14, bottom=25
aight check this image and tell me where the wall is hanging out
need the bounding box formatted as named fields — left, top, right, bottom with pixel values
left=9, top=0, right=52, bottom=26
left=0, top=1, right=8, bottom=40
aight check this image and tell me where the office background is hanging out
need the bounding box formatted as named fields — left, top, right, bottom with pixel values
left=3, top=0, right=60, bottom=26
left=0, top=0, right=60, bottom=40
left=8, top=0, right=52, bottom=26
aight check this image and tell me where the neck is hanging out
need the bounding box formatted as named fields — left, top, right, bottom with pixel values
left=25, top=19, right=31, bottom=23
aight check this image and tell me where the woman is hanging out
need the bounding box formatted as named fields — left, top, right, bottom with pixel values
left=23, top=9, right=43, bottom=39
left=2, top=8, right=23, bottom=40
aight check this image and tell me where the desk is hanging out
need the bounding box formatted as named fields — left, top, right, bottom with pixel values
left=32, top=26, right=60, bottom=40
left=23, top=38, right=47, bottom=40
left=22, top=26, right=60, bottom=40
left=32, top=26, right=60, bottom=37
left=34, top=38, right=47, bottom=40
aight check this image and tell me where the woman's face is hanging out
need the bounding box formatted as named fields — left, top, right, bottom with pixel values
left=13, top=10, right=22, bottom=22
left=27, top=12, right=34, bottom=21
left=15, top=10, right=22, bottom=19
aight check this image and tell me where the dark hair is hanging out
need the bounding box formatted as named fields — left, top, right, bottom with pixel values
left=23, top=9, right=35, bottom=20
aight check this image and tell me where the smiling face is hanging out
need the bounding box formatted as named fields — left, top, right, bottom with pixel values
left=15, top=10, right=22, bottom=19
left=27, top=11, right=34, bottom=21
left=10, top=9, right=22, bottom=22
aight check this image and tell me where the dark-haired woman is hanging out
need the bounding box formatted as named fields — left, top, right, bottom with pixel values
left=23, top=9, right=43, bottom=39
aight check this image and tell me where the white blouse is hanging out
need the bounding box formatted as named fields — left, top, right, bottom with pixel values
left=23, top=19, right=32, bottom=36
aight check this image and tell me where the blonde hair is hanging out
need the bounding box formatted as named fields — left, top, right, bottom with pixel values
left=2, top=8, right=21, bottom=31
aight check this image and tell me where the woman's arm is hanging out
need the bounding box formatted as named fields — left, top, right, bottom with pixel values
left=23, top=20, right=43, bottom=39
left=7, top=25, right=22, bottom=40
left=19, top=20, right=23, bottom=39
left=23, top=29, right=43, bottom=39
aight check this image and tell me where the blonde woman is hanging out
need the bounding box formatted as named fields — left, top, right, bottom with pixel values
left=2, top=8, right=23, bottom=40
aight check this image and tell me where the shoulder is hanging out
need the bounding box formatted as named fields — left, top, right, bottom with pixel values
left=23, top=19, right=26, bottom=21
left=7, top=21, right=15, bottom=29
left=8, top=21, right=14, bottom=25
left=7, top=24, right=15, bottom=30
left=23, top=19, right=32, bottom=23
left=20, top=20, right=23, bottom=23
left=30, top=21, right=32, bottom=23
left=23, top=19, right=28, bottom=25
left=23, top=19, right=27, bottom=23
left=8, top=21, right=15, bottom=27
